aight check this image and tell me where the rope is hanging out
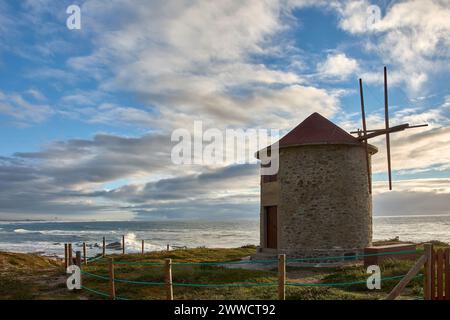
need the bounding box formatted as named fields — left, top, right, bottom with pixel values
left=286, top=274, right=423, bottom=287
left=113, top=274, right=422, bottom=288
left=114, top=278, right=165, bottom=286
left=172, top=282, right=278, bottom=288
left=81, top=285, right=110, bottom=298
left=87, top=255, right=105, bottom=263
left=81, top=285, right=129, bottom=300
left=287, top=250, right=420, bottom=263
left=82, top=270, right=165, bottom=286
left=114, top=261, right=162, bottom=266
left=172, top=259, right=277, bottom=266
left=81, top=271, right=109, bottom=281
left=80, top=267, right=422, bottom=291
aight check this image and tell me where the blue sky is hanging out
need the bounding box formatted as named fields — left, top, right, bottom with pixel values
left=0, top=0, right=449, bottom=220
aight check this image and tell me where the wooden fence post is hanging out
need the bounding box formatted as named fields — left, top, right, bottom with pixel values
left=76, top=251, right=82, bottom=268
left=445, top=248, right=450, bottom=300
left=83, top=242, right=87, bottom=265
left=165, top=258, right=173, bottom=300
left=437, top=249, right=444, bottom=300
left=109, top=258, right=116, bottom=300
left=424, top=243, right=433, bottom=300
left=122, top=235, right=125, bottom=255
left=278, top=254, right=286, bottom=300
left=64, top=243, right=68, bottom=269
left=68, top=243, right=73, bottom=266
left=102, top=237, right=106, bottom=257
left=142, top=240, right=144, bottom=255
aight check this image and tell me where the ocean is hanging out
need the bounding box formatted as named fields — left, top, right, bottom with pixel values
left=0, top=215, right=449, bottom=258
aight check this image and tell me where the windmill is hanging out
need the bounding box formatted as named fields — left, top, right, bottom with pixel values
left=352, top=66, right=428, bottom=193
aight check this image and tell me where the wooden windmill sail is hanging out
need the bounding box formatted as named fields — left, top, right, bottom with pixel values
left=352, top=67, right=428, bottom=193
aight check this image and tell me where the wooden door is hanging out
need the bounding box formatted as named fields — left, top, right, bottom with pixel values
left=265, top=206, right=277, bottom=249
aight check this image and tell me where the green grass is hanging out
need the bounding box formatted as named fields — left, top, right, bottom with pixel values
left=106, top=246, right=258, bottom=264
left=321, top=259, right=423, bottom=295
left=2, top=241, right=449, bottom=300
left=81, top=245, right=432, bottom=300
left=83, top=246, right=280, bottom=300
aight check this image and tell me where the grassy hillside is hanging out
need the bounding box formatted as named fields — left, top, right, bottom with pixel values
left=0, top=252, right=66, bottom=299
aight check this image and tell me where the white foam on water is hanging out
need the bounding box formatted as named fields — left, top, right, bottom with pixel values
left=38, top=229, right=117, bottom=236
left=124, top=232, right=166, bottom=252
left=14, top=228, right=37, bottom=234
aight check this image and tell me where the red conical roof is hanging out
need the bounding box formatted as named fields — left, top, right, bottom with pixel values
left=278, top=112, right=361, bottom=147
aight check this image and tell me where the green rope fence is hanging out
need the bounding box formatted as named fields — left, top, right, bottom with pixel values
left=81, top=285, right=110, bottom=298
left=87, top=255, right=105, bottom=263
left=172, top=282, right=279, bottom=288
left=81, top=285, right=129, bottom=300
left=286, top=274, right=423, bottom=287
left=114, top=278, right=165, bottom=286
left=82, top=270, right=109, bottom=281
left=79, top=248, right=425, bottom=299
left=81, top=270, right=423, bottom=289
left=288, top=250, right=423, bottom=263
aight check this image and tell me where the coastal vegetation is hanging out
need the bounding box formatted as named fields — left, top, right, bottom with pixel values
left=1, top=241, right=448, bottom=300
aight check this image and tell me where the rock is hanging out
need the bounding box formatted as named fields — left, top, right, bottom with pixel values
left=106, top=241, right=122, bottom=250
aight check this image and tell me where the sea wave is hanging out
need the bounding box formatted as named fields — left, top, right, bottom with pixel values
left=10, top=229, right=117, bottom=236
left=38, top=230, right=115, bottom=236
left=123, top=232, right=165, bottom=251
left=14, top=229, right=38, bottom=234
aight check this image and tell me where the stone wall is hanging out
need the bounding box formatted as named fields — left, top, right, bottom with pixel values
left=277, top=144, right=374, bottom=257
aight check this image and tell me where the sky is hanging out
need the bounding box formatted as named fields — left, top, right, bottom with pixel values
left=0, top=0, right=449, bottom=221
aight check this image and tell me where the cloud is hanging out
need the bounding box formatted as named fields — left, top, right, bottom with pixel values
left=88, top=164, right=259, bottom=203
left=0, top=0, right=448, bottom=221
left=333, top=0, right=450, bottom=93
left=316, top=53, right=360, bottom=80
left=62, top=0, right=340, bottom=130
left=59, top=102, right=159, bottom=128
left=0, top=155, right=131, bottom=220
left=363, top=99, right=450, bottom=174
left=1, top=137, right=261, bottom=219
left=373, top=178, right=450, bottom=216
left=25, top=89, right=47, bottom=101
left=0, top=90, right=53, bottom=126
left=14, top=132, right=178, bottom=187
left=2, top=124, right=449, bottom=219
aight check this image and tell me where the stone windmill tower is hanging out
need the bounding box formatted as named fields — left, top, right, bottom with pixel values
left=256, top=112, right=378, bottom=258
left=255, top=67, right=427, bottom=259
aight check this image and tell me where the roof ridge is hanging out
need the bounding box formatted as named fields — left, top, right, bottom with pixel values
left=277, top=112, right=361, bottom=147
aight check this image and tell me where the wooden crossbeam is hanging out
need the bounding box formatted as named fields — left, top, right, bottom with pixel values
left=385, top=254, right=427, bottom=300
left=357, top=123, right=410, bottom=140
left=384, top=66, right=392, bottom=190
left=359, top=78, right=372, bottom=194
left=351, top=124, right=428, bottom=134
